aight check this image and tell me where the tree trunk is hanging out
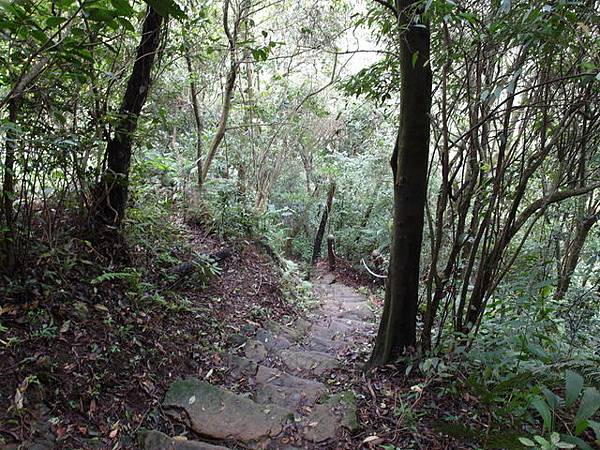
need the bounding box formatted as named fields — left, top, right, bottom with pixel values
left=327, top=235, right=336, bottom=270
left=311, top=182, right=336, bottom=264
left=555, top=214, right=597, bottom=300
left=185, top=50, right=204, bottom=188
left=1, top=98, right=19, bottom=274
left=368, top=1, right=432, bottom=366
left=94, top=7, right=163, bottom=226
left=199, top=0, right=240, bottom=188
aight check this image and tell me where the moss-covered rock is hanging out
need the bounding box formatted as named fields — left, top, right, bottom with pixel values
left=163, top=378, right=291, bottom=442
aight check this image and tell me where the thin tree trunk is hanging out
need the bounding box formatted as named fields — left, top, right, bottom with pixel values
left=327, top=235, right=336, bottom=270
left=312, top=182, right=336, bottom=264
left=95, top=7, right=163, bottom=225
left=185, top=50, right=204, bottom=188
left=368, top=0, right=432, bottom=366
left=555, top=214, right=597, bottom=300
left=239, top=13, right=254, bottom=196
left=199, top=0, right=240, bottom=187
left=1, top=98, right=20, bottom=273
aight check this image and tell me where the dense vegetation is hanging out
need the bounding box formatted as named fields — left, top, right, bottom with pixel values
left=1, top=0, right=599, bottom=448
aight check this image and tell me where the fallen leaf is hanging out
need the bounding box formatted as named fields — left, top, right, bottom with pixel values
left=14, top=388, right=24, bottom=410
left=362, top=435, right=382, bottom=444
left=60, top=321, right=71, bottom=333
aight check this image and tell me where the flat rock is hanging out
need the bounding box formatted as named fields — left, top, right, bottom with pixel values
left=255, top=328, right=291, bottom=351
left=253, top=365, right=327, bottom=407
left=335, top=294, right=365, bottom=304
left=329, top=391, right=359, bottom=431
left=293, top=318, right=312, bottom=335
left=309, top=323, right=347, bottom=342
left=265, top=320, right=303, bottom=342
left=305, top=334, right=343, bottom=353
left=302, top=403, right=338, bottom=442
left=227, top=355, right=258, bottom=378
left=279, top=349, right=339, bottom=376
left=301, top=391, right=358, bottom=443
left=312, top=317, right=372, bottom=335
left=141, top=430, right=230, bottom=450
left=164, top=378, right=291, bottom=441
left=322, top=300, right=374, bottom=321
left=244, top=339, right=268, bottom=362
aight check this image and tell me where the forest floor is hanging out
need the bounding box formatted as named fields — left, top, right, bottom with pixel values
left=0, top=221, right=471, bottom=450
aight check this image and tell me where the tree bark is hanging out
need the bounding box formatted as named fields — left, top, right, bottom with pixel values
left=368, top=0, right=432, bottom=366
left=199, top=0, right=240, bottom=188
left=311, top=182, right=336, bottom=264
left=0, top=98, right=20, bottom=273
left=94, top=7, right=163, bottom=226
left=185, top=50, right=204, bottom=188
left=555, top=213, right=597, bottom=301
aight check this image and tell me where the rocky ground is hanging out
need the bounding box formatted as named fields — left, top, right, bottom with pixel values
left=141, top=271, right=377, bottom=449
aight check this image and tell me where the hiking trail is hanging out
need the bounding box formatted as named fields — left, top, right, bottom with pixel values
left=141, top=270, right=376, bottom=449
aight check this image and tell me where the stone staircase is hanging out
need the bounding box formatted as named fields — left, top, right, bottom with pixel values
left=141, top=272, right=376, bottom=449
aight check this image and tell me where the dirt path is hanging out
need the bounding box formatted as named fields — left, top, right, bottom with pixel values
left=142, top=270, right=376, bottom=449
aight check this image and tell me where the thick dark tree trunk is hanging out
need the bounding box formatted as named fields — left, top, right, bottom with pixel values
left=95, top=7, right=163, bottom=225
left=1, top=98, right=19, bottom=274
left=368, top=1, right=432, bottom=366
left=311, top=182, right=335, bottom=264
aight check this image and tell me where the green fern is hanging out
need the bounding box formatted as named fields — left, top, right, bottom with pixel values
left=91, top=271, right=137, bottom=284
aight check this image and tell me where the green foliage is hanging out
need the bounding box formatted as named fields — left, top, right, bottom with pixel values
left=190, top=253, right=221, bottom=288
left=91, top=270, right=139, bottom=285
left=145, top=0, right=185, bottom=19
left=519, top=370, right=600, bottom=450
left=280, top=259, right=317, bottom=309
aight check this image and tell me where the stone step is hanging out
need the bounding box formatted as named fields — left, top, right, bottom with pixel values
left=311, top=316, right=373, bottom=334
left=321, top=300, right=374, bottom=321
left=278, top=349, right=339, bottom=376
left=227, top=354, right=258, bottom=378
left=252, top=365, right=328, bottom=408
left=264, top=319, right=310, bottom=342
left=141, top=430, right=231, bottom=450
left=163, top=379, right=291, bottom=442
left=255, top=327, right=292, bottom=351
left=244, top=339, right=269, bottom=363
left=304, top=333, right=347, bottom=353
left=334, top=295, right=367, bottom=303
left=309, top=323, right=361, bottom=342
left=301, top=391, right=359, bottom=443
left=159, top=272, right=374, bottom=448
